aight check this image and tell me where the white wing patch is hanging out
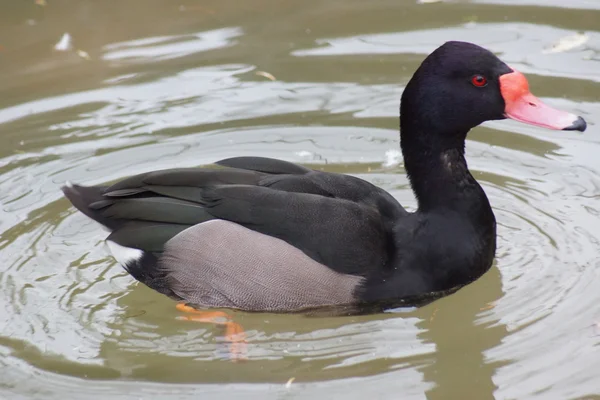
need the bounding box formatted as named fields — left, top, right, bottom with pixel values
left=106, top=240, right=143, bottom=266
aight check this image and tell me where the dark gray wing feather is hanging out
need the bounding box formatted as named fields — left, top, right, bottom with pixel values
left=215, top=156, right=312, bottom=175
left=93, top=197, right=213, bottom=225
left=106, top=222, right=189, bottom=252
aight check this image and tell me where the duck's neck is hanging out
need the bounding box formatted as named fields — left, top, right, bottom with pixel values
left=400, top=123, right=488, bottom=214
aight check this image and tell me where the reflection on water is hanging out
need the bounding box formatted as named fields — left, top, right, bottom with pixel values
left=0, top=0, right=599, bottom=399
left=293, top=22, right=600, bottom=83
left=102, top=28, right=243, bottom=63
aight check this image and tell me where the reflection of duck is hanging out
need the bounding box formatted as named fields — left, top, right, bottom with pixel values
left=62, top=41, right=586, bottom=314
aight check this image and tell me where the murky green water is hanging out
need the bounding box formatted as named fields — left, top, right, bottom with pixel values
left=1, top=1, right=599, bottom=399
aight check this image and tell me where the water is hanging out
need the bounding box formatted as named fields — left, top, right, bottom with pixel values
left=0, top=1, right=599, bottom=399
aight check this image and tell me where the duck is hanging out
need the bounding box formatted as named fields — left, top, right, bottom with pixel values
left=62, top=41, right=586, bottom=314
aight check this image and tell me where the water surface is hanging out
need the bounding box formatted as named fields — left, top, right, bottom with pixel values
left=1, top=1, right=599, bottom=399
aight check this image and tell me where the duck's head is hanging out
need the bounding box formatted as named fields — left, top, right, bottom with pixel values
left=400, top=41, right=586, bottom=137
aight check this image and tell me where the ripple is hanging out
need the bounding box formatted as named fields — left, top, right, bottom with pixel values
left=293, top=22, right=600, bottom=83
left=1, top=4, right=600, bottom=398
left=469, top=0, right=600, bottom=11
left=2, top=116, right=600, bottom=394
left=102, top=27, right=243, bottom=63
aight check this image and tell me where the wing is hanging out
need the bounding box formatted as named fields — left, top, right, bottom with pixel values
left=220, top=157, right=408, bottom=221
left=63, top=157, right=407, bottom=276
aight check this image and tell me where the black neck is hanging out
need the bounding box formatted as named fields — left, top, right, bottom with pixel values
left=400, top=120, right=488, bottom=213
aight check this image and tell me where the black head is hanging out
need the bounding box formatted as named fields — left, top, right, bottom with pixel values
left=400, top=41, right=586, bottom=144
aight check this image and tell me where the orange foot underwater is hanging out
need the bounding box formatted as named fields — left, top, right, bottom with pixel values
left=176, top=303, right=247, bottom=361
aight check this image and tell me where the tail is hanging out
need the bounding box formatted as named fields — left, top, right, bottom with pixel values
left=62, top=181, right=184, bottom=299
left=61, top=182, right=119, bottom=229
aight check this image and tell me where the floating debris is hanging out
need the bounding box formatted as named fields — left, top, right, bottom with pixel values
left=383, top=149, right=401, bottom=167
left=76, top=49, right=91, bottom=60
left=543, top=33, right=589, bottom=54
left=53, top=33, right=91, bottom=60
left=295, top=150, right=313, bottom=158
left=35, top=0, right=47, bottom=6
left=255, top=71, right=276, bottom=81
left=285, top=377, right=295, bottom=389
left=54, top=33, right=72, bottom=51
left=417, top=0, right=444, bottom=3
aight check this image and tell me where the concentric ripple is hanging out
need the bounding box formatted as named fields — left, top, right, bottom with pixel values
left=1, top=1, right=599, bottom=399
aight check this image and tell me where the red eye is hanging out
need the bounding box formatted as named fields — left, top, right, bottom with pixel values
left=471, top=75, right=487, bottom=87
